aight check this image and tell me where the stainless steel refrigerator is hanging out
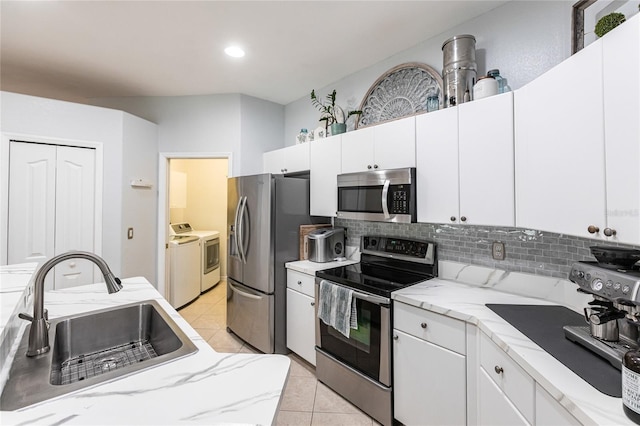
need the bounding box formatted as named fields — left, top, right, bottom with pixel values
left=227, top=173, right=317, bottom=354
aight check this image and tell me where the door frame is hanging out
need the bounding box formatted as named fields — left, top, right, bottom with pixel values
left=156, top=151, right=232, bottom=299
left=0, top=132, right=104, bottom=265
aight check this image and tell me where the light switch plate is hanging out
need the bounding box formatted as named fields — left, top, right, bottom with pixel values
left=492, top=241, right=505, bottom=260
left=127, top=228, right=134, bottom=239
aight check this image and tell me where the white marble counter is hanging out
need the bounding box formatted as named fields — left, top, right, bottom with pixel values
left=285, top=258, right=357, bottom=275
left=0, top=276, right=290, bottom=425
left=393, top=268, right=632, bottom=425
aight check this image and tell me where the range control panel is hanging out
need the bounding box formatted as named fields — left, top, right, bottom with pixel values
left=362, top=236, right=435, bottom=264
left=569, top=262, right=640, bottom=303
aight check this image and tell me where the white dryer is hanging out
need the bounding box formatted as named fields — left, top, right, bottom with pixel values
left=170, top=223, right=221, bottom=293
left=168, top=235, right=201, bottom=309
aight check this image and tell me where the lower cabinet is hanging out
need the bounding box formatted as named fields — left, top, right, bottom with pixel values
left=286, top=269, right=316, bottom=365
left=393, top=301, right=467, bottom=425
left=478, top=367, right=530, bottom=426
left=393, top=329, right=466, bottom=425
left=535, top=383, right=581, bottom=426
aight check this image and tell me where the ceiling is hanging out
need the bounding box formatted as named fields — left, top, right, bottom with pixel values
left=0, top=1, right=509, bottom=106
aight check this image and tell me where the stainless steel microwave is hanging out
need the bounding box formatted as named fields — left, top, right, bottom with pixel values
left=336, top=167, right=416, bottom=223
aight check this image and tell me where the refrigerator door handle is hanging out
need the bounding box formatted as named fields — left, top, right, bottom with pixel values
left=233, top=197, right=242, bottom=258
left=228, top=281, right=262, bottom=300
left=238, top=196, right=248, bottom=264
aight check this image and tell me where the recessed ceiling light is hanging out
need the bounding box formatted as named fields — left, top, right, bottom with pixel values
left=225, top=46, right=245, bottom=58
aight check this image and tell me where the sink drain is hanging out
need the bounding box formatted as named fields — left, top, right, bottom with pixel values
left=51, top=340, right=158, bottom=385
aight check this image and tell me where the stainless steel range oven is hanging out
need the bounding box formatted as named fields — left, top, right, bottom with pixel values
left=315, top=236, right=437, bottom=426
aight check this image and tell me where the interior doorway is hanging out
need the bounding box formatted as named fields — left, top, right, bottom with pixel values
left=157, top=152, right=231, bottom=300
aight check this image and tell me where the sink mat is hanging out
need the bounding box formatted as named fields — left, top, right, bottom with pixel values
left=51, top=340, right=158, bottom=385
left=485, top=304, right=622, bottom=398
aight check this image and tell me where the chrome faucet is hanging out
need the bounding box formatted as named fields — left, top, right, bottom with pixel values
left=20, top=251, right=122, bottom=357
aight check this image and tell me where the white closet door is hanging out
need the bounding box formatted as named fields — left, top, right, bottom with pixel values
left=54, top=145, right=96, bottom=289
left=8, top=142, right=57, bottom=269
left=8, top=141, right=96, bottom=290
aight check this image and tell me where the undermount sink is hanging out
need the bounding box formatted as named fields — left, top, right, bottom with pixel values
left=1, top=299, right=198, bottom=410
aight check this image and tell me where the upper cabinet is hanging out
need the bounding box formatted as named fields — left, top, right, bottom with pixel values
left=515, top=15, right=639, bottom=245
left=417, top=92, right=515, bottom=226
left=263, top=143, right=310, bottom=174
left=602, top=15, right=640, bottom=245
left=341, top=116, right=416, bottom=173
left=515, top=39, right=606, bottom=240
left=310, top=134, right=341, bottom=217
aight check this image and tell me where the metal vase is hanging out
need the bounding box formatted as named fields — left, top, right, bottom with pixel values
left=441, top=34, right=477, bottom=108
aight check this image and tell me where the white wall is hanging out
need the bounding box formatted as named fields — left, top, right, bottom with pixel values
left=0, top=91, right=158, bottom=284
left=240, top=95, right=284, bottom=175
left=0, top=91, right=124, bottom=274
left=284, top=0, right=572, bottom=144
left=121, top=112, right=158, bottom=283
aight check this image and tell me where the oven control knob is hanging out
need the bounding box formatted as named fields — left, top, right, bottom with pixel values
left=623, top=285, right=631, bottom=294
left=606, top=280, right=613, bottom=288
left=577, top=271, right=585, bottom=279
left=591, top=279, right=604, bottom=292
left=614, top=282, right=622, bottom=291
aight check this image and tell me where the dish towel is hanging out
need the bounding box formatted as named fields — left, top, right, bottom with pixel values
left=317, top=280, right=358, bottom=338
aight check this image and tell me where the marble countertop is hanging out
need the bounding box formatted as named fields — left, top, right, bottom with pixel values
left=393, top=277, right=632, bottom=425
left=0, top=275, right=289, bottom=425
left=285, top=259, right=357, bottom=275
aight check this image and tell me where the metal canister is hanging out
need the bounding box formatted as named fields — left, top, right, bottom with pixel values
left=442, top=34, right=477, bottom=107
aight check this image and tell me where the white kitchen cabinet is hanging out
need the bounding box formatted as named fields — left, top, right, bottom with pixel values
left=341, top=116, right=415, bottom=173
left=393, top=301, right=466, bottom=425
left=535, top=383, right=581, bottom=425
left=478, top=367, right=530, bottom=426
left=479, top=331, right=534, bottom=424
left=458, top=92, right=514, bottom=226
left=515, top=38, right=606, bottom=239
left=602, top=14, right=640, bottom=245
left=263, top=143, right=310, bottom=174
left=416, top=107, right=459, bottom=224
left=310, top=135, right=341, bottom=217
left=417, top=92, right=514, bottom=226
left=286, top=269, right=316, bottom=365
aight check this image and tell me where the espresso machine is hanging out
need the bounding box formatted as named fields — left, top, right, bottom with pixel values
left=564, top=247, right=640, bottom=369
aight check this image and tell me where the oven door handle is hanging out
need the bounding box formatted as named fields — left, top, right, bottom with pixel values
left=381, top=179, right=391, bottom=219
left=352, top=291, right=390, bottom=306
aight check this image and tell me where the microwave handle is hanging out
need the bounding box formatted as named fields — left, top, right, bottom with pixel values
left=381, top=179, right=391, bottom=219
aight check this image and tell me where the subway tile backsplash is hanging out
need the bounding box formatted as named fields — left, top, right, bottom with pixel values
left=336, top=219, right=640, bottom=279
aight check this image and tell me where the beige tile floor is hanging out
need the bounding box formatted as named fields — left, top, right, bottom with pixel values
left=178, top=279, right=378, bottom=426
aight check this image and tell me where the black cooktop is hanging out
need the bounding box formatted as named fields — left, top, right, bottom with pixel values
left=316, top=262, right=432, bottom=298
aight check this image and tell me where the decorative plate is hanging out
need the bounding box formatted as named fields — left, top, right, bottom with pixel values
left=356, top=62, right=443, bottom=128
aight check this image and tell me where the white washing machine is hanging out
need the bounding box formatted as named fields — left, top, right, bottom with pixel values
left=168, top=235, right=201, bottom=309
left=170, top=223, right=221, bottom=293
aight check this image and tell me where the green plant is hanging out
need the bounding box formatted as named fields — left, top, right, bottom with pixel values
left=595, top=12, right=626, bottom=38
left=310, top=89, right=362, bottom=126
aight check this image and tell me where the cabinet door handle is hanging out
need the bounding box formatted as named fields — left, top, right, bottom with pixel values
left=420, top=322, right=428, bottom=329
left=460, top=216, right=467, bottom=222
left=374, top=164, right=379, bottom=169
left=494, top=365, right=504, bottom=375
left=393, top=334, right=399, bottom=340
left=297, top=280, right=302, bottom=285
left=450, top=216, right=456, bottom=222
left=587, top=225, right=600, bottom=234
left=367, top=164, right=372, bottom=169
left=311, top=302, right=315, bottom=306
left=604, top=228, right=617, bottom=237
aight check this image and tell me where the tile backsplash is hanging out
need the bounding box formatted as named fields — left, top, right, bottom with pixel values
left=336, top=219, right=640, bottom=279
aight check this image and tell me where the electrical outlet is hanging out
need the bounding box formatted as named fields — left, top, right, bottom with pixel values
left=127, top=228, right=134, bottom=239
left=492, top=241, right=505, bottom=260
